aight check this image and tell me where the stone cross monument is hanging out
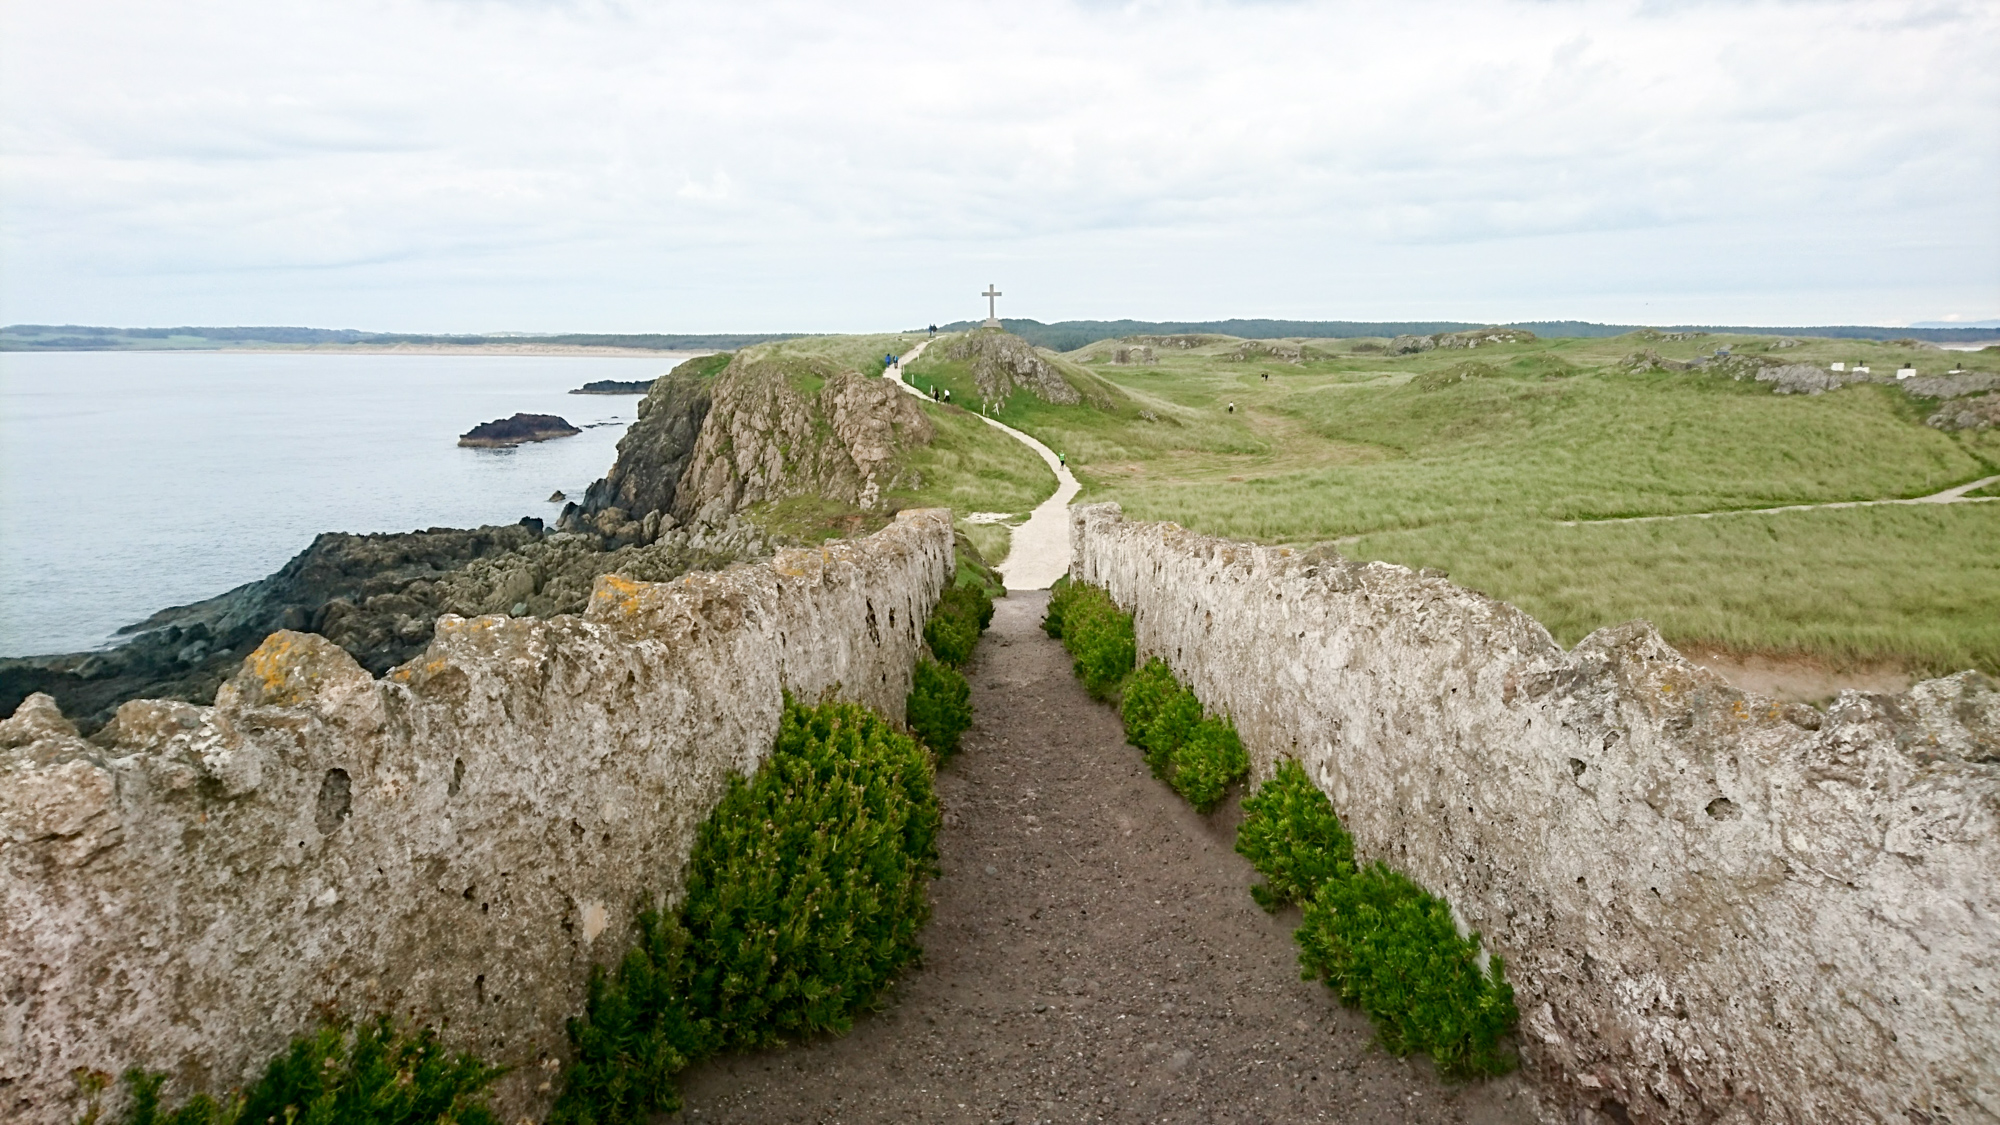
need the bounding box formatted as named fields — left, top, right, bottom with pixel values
left=982, top=284, right=1003, bottom=329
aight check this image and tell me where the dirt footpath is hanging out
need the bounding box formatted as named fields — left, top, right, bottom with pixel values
left=667, top=591, right=1539, bottom=1124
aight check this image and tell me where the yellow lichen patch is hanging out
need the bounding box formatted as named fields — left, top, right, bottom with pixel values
left=590, top=574, right=650, bottom=619
left=239, top=632, right=333, bottom=707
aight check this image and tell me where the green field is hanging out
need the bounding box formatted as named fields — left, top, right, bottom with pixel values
left=907, top=330, right=2000, bottom=675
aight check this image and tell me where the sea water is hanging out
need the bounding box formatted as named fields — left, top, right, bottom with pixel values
left=0, top=351, right=691, bottom=657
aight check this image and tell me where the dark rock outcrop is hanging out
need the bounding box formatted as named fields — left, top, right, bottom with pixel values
left=0, top=514, right=769, bottom=732
left=569, top=378, right=659, bottom=395
left=458, top=413, right=580, bottom=447
left=934, top=331, right=1081, bottom=406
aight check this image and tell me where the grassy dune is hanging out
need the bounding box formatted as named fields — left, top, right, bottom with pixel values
left=1349, top=503, right=2000, bottom=678
left=909, top=329, right=1998, bottom=674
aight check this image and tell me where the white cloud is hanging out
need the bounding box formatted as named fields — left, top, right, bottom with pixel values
left=1, top=0, right=1994, bottom=329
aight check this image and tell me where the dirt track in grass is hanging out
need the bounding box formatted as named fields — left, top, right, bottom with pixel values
left=665, top=590, right=1538, bottom=1125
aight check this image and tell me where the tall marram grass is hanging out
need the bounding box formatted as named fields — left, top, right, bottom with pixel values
left=1348, top=503, right=2000, bottom=676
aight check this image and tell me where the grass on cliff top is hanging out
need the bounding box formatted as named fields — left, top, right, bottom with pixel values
left=1348, top=502, right=2000, bottom=677
left=938, top=329, right=1999, bottom=674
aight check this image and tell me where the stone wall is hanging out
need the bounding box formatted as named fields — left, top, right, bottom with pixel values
left=0, top=509, right=955, bottom=1125
left=1070, top=503, right=1999, bottom=1125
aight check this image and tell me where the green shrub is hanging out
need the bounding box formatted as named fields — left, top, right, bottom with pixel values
left=1119, top=658, right=1179, bottom=743
left=1169, top=717, right=1249, bottom=814
left=1235, top=760, right=1354, bottom=911
left=1236, top=763, right=1518, bottom=1079
left=88, top=1019, right=503, bottom=1125
left=1297, top=862, right=1518, bottom=1078
left=1050, top=584, right=1134, bottom=699
left=924, top=581, right=993, bottom=668
left=1042, top=574, right=1075, bottom=637
left=1139, top=684, right=1202, bottom=780
left=941, top=581, right=995, bottom=632
left=906, top=658, right=972, bottom=759
left=923, top=611, right=978, bottom=668
left=552, top=699, right=940, bottom=1123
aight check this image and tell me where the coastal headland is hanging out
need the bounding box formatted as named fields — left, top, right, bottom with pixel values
left=3, top=322, right=1996, bottom=1125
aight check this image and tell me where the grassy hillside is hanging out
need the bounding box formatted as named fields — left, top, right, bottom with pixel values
left=727, top=335, right=1054, bottom=560
left=914, top=329, right=1997, bottom=675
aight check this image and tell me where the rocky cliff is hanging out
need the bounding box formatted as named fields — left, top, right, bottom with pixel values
left=934, top=330, right=1082, bottom=406
left=560, top=352, right=727, bottom=538
left=1071, top=502, right=2000, bottom=1125
left=672, top=354, right=935, bottom=517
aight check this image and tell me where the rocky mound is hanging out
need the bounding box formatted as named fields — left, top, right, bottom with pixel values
left=1928, top=393, right=2000, bottom=432
left=559, top=349, right=935, bottom=541
left=1901, top=372, right=2000, bottom=400
left=458, top=413, right=581, bottom=447
left=674, top=355, right=934, bottom=517
left=1387, top=327, right=1535, bottom=355
left=570, top=378, right=659, bottom=394
left=934, top=331, right=1081, bottom=406
left=1410, top=361, right=1502, bottom=390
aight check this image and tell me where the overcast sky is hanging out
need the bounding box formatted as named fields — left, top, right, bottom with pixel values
left=2, top=0, right=1995, bottom=332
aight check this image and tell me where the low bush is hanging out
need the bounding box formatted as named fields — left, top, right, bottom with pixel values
left=924, top=583, right=992, bottom=668
left=1118, top=657, right=1247, bottom=812
left=1046, top=583, right=1134, bottom=699
left=84, top=1018, right=503, bottom=1125
left=1236, top=763, right=1518, bottom=1079
left=1137, top=683, right=1201, bottom=779
left=906, top=658, right=972, bottom=759
left=1118, top=657, right=1179, bottom=743
left=552, top=698, right=940, bottom=1123
left=1298, top=863, right=1518, bottom=1078
left=1234, top=759, right=1353, bottom=911
left=1169, top=717, right=1249, bottom=814
left=1041, top=574, right=1075, bottom=638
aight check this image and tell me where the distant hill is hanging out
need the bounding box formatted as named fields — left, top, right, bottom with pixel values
left=0, top=325, right=800, bottom=352
left=932, top=318, right=2000, bottom=351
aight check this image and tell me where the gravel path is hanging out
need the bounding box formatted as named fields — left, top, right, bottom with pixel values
left=885, top=344, right=1081, bottom=590
left=666, top=591, right=1537, bottom=1124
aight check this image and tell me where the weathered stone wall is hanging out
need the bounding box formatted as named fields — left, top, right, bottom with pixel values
left=0, top=509, right=954, bottom=1125
left=1070, top=502, right=1999, bottom=1125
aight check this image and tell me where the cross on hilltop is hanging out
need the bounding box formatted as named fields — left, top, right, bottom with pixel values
left=982, top=284, right=1002, bottom=329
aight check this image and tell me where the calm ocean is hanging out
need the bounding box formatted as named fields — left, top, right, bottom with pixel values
left=0, top=351, right=689, bottom=657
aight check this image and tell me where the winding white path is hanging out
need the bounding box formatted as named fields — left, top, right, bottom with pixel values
left=886, top=342, right=1080, bottom=590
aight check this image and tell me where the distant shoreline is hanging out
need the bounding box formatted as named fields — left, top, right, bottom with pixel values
left=1, top=343, right=711, bottom=358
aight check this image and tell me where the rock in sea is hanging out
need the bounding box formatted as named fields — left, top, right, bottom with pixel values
left=458, top=413, right=581, bottom=448
left=569, top=378, right=657, bottom=395
left=548, top=490, right=566, bottom=502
